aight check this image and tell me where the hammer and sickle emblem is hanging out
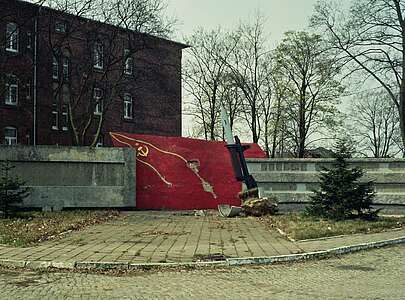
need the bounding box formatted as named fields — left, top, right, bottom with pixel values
left=137, top=145, right=149, bottom=157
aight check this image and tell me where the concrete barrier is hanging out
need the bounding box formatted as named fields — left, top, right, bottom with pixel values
left=247, top=158, right=405, bottom=212
left=0, top=146, right=136, bottom=210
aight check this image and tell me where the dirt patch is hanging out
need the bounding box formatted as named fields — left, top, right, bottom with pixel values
left=335, top=265, right=376, bottom=272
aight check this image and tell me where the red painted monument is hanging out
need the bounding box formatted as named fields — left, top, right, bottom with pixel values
left=110, top=133, right=266, bottom=210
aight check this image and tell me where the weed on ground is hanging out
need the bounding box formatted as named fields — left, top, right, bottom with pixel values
left=263, top=213, right=405, bottom=241
left=0, top=210, right=119, bottom=247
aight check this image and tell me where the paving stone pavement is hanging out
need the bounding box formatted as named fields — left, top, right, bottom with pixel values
left=0, top=211, right=305, bottom=265
left=0, top=211, right=404, bottom=267
left=0, top=244, right=404, bottom=299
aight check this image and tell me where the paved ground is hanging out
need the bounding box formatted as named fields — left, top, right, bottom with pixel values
left=0, top=211, right=405, bottom=268
left=1, top=244, right=404, bottom=299
left=0, top=211, right=304, bottom=265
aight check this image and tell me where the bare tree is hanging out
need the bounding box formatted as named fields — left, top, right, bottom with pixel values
left=311, top=0, right=405, bottom=151
left=183, top=28, right=238, bottom=140
left=257, top=60, right=273, bottom=156
left=45, top=17, right=143, bottom=145
left=348, top=90, right=400, bottom=157
left=220, top=72, right=244, bottom=134
left=268, top=69, right=291, bottom=157
left=274, top=31, right=344, bottom=157
left=36, top=0, right=176, bottom=146
left=40, top=0, right=177, bottom=37
left=226, top=14, right=271, bottom=143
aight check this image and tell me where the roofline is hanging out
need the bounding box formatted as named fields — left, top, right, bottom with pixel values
left=13, top=0, right=190, bottom=49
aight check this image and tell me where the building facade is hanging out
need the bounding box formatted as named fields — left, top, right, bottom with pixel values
left=0, top=0, right=186, bottom=146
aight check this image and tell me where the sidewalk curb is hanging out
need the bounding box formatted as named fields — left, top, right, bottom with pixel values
left=228, top=236, right=405, bottom=266
left=1, top=236, right=404, bottom=271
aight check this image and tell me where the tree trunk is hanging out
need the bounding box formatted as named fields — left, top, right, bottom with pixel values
left=400, top=83, right=405, bottom=154
left=298, top=101, right=306, bottom=158
left=271, top=98, right=282, bottom=158
left=251, top=107, right=259, bottom=143
left=264, top=127, right=270, bottom=157
left=210, top=121, right=216, bottom=141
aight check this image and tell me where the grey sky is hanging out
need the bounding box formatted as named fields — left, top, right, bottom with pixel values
left=168, top=0, right=320, bottom=45
left=167, top=0, right=323, bottom=136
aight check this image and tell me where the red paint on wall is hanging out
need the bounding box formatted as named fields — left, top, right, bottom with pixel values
left=110, top=132, right=266, bottom=210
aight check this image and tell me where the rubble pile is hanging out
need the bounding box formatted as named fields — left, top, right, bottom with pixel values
left=242, top=197, right=279, bottom=217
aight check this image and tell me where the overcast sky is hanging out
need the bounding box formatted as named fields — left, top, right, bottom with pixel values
left=168, top=0, right=320, bottom=45
left=167, top=0, right=324, bottom=136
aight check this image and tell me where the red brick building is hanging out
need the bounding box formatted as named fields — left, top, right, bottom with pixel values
left=0, top=0, right=187, bottom=146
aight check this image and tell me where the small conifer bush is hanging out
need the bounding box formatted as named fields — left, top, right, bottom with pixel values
left=306, top=140, right=377, bottom=220
left=0, top=161, right=30, bottom=218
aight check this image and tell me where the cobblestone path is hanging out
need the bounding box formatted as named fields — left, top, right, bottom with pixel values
left=1, top=245, right=404, bottom=299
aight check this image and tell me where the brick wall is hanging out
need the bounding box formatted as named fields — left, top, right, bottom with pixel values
left=0, top=0, right=186, bottom=147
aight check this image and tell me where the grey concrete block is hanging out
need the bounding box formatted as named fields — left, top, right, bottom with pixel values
left=247, top=158, right=405, bottom=208
left=0, top=145, right=136, bottom=209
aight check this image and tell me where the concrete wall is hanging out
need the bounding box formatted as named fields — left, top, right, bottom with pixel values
left=0, top=146, right=136, bottom=210
left=247, top=158, right=405, bottom=211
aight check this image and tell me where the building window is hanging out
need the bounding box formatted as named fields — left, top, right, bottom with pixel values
left=26, top=31, right=32, bottom=49
left=62, top=56, right=69, bottom=81
left=51, top=105, right=58, bottom=130
left=124, top=49, right=133, bottom=75
left=95, top=134, right=104, bottom=147
left=93, top=88, right=103, bottom=115
left=62, top=106, right=68, bottom=131
left=52, top=55, right=59, bottom=80
left=93, top=42, right=104, bottom=69
left=4, top=127, right=17, bottom=146
left=55, top=21, right=66, bottom=33
left=26, top=83, right=31, bottom=100
left=123, top=93, right=133, bottom=119
left=5, top=76, right=18, bottom=105
left=6, top=22, right=18, bottom=52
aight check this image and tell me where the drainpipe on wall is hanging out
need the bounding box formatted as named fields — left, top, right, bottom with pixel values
left=33, top=10, right=39, bottom=146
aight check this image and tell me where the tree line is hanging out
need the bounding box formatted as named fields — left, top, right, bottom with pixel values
left=183, top=0, right=405, bottom=158
left=2, top=0, right=405, bottom=156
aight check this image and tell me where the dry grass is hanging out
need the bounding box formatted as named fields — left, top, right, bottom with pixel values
left=263, top=213, right=405, bottom=241
left=0, top=210, right=119, bottom=247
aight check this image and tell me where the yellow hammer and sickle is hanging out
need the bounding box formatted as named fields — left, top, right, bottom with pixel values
left=137, top=145, right=149, bottom=157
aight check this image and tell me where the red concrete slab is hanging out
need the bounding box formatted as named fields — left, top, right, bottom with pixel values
left=110, top=133, right=266, bottom=210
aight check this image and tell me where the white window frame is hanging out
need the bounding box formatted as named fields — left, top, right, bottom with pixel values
left=52, top=55, right=59, bottom=80
left=51, top=106, right=58, bottom=130
left=124, top=49, right=133, bottom=75
left=6, top=22, right=18, bottom=52
left=62, top=56, right=69, bottom=81
left=26, top=83, right=31, bottom=100
left=4, top=127, right=17, bottom=146
left=55, top=21, right=66, bottom=33
left=5, top=77, right=18, bottom=105
left=62, top=106, right=68, bottom=131
left=123, top=93, right=133, bottom=119
left=26, top=31, right=32, bottom=49
left=95, top=134, right=104, bottom=148
left=93, top=42, right=104, bottom=69
left=93, top=88, right=103, bottom=115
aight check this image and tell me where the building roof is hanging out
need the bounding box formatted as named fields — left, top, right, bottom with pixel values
left=12, top=0, right=189, bottom=49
